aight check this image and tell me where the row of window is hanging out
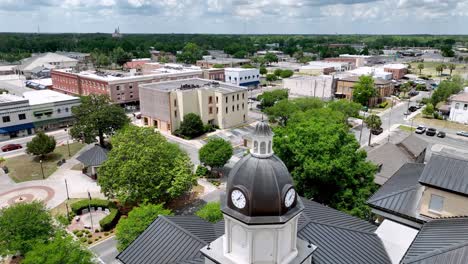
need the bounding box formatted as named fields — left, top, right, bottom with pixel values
left=228, top=75, right=259, bottom=81
left=454, top=103, right=468, bottom=110
left=225, top=103, right=245, bottom=114
left=2, top=113, right=26, bottom=123
left=115, top=85, right=134, bottom=91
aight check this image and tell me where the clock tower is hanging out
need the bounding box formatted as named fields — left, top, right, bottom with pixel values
left=201, top=121, right=316, bottom=264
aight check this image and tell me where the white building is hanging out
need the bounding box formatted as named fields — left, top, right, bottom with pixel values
left=339, top=54, right=372, bottom=67
left=449, top=89, right=468, bottom=124
left=225, top=68, right=260, bottom=88
left=299, top=61, right=351, bottom=75
left=283, top=75, right=335, bottom=100
left=347, top=66, right=393, bottom=80
left=14, top=53, right=78, bottom=79
left=0, top=90, right=80, bottom=141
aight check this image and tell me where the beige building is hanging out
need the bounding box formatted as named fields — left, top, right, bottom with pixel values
left=368, top=154, right=468, bottom=229
left=139, top=78, right=248, bottom=133
left=335, top=76, right=394, bottom=107
left=283, top=75, right=335, bottom=100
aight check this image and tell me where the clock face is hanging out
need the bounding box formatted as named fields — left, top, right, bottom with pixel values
left=285, top=188, right=296, bottom=208
left=231, top=189, right=246, bottom=209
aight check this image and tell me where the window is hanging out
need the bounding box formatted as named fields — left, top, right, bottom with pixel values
left=216, top=96, right=219, bottom=103
left=116, top=86, right=120, bottom=91
left=130, top=95, right=133, bottom=98
left=464, top=104, right=468, bottom=110
left=242, top=103, right=245, bottom=109
left=237, top=94, right=239, bottom=100
left=254, top=141, right=258, bottom=153
left=209, top=96, right=213, bottom=104
left=19, top=114, right=26, bottom=120
left=232, top=95, right=234, bottom=101
left=240, top=77, right=243, bottom=81
left=260, top=142, right=266, bottom=154
left=2, top=116, right=10, bottom=123
left=232, top=105, right=235, bottom=112
left=242, top=93, right=245, bottom=99
left=174, top=110, right=177, bottom=117
left=226, top=97, right=228, bottom=103
left=216, top=107, right=219, bottom=114
left=237, top=104, right=239, bottom=111
left=129, top=85, right=133, bottom=89
left=65, top=108, right=69, bottom=112
left=455, top=103, right=460, bottom=109
left=226, top=107, right=228, bottom=113
left=429, top=194, right=444, bottom=213
left=174, top=99, right=177, bottom=107
left=209, top=107, right=213, bottom=114
left=268, top=141, right=272, bottom=153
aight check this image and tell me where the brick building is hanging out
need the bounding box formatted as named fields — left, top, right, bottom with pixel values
left=335, top=76, right=394, bottom=107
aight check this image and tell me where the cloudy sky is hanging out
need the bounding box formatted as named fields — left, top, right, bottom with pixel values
left=1, top=0, right=467, bottom=34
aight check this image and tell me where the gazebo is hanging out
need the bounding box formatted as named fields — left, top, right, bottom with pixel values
left=76, top=145, right=109, bottom=180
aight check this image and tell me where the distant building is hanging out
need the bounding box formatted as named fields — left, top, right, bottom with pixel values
left=0, top=90, right=79, bottom=140
left=149, top=50, right=176, bottom=63
left=0, top=65, right=15, bottom=75
left=383, top=64, right=408, bottom=80
left=335, top=75, right=394, bottom=107
left=55, top=52, right=90, bottom=62
left=123, top=59, right=151, bottom=71
left=51, top=64, right=203, bottom=104
left=202, top=68, right=225, bottom=81
left=14, top=53, right=78, bottom=79
left=339, top=54, right=372, bottom=67
left=112, top=27, right=122, bottom=38
left=299, top=61, right=352, bottom=75
left=283, top=75, right=335, bottom=100
left=448, top=90, right=468, bottom=124
left=347, top=67, right=393, bottom=80
left=139, top=78, right=248, bottom=133
left=224, top=68, right=260, bottom=88
left=196, top=57, right=251, bottom=69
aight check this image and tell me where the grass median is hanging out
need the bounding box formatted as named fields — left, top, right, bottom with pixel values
left=4, top=142, right=85, bottom=182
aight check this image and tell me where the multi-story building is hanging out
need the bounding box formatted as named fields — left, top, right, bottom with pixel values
left=51, top=65, right=203, bottom=105
left=347, top=67, right=393, bottom=80
left=224, top=68, right=260, bottom=88
left=139, top=78, right=248, bottom=133
left=449, top=90, right=468, bottom=124
left=383, top=64, right=408, bottom=79
left=202, top=68, right=225, bottom=81
left=299, top=61, right=352, bottom=75
left=0, top=90, right=79, bottom=140
left=196, top=57, right=251, bottom=69
left=335, top=76, right=394, bottom=107
left=283, top=75, right=335, bottom=100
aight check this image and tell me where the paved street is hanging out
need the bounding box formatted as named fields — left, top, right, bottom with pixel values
left=90, top=236, right=120, bottom=264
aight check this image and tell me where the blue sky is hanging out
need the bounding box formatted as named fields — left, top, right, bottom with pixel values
left=1, top=0, right=467, bottom=34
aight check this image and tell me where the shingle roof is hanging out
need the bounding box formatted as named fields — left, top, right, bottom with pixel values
left=367, top=143, right=415, bottom=185
left=418, top=154, right=468, bottom=195
left=76, top=145, right=109, bottom=167
left=397, top=135, right=428, bottom=159
left=402, top=217, right=468, bottom=264
left=367, top=163, right=426, bottom=222
left=117, top=198, right=391, bottom=264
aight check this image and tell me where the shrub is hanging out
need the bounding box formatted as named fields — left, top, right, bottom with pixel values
left=420, top=98, right=430, bottom=105
left=110, top=230, right=114, bottom=233
left=203, top=124, right=217, bottom=133
left=196, top=202, right=223, bottom=223
left=104, top=232, right=109, bottom=236
left=56, top=215, right=70, bottom=226
left=87, top=234, right=92, bottom=238
left=87, top=240, right=93, bottom=244
left=99, top=208, right=120, bottom=231
left=84, top=229, right=90, bottom=234
left=75, top=231, right=83, bottom=237
left=72, top=230, right=79, bottom=234
left=195, top=165, right=209, bottom=177
left=95, top=229, right=100, bottom=233
left=98, top=236, right=102, bottom=239
left=70, top=199, right=113, bottom=214
left=378, top=101, right=388, bottom=108
left=79, top=237, right=87, bottom=243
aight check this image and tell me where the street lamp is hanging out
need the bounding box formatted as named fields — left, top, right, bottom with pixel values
left=65, top=126, right=71, bottom=157
left=40, top=159, right=45, bottom=179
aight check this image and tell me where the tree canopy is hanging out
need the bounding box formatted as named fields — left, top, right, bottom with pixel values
left=98, top=126, right=196, bottom=204
left=364, top=114, right=382, bottom=145
left=70, top=94, right=129, bottom=147
left=116, top=203, right=172, bottom=251
left=273, top=108, right=377, bottom=219
left=0, top=202, right=54, bottom=256
left=352, top=75, right=376, bottom=106
left=430, top=76, right=464, bottom=105
left=22, top=232, right=94, bottom=264
left=26, top=132, right=56, bottom=157
left=176, top=42, right=204, bottom=64
left=257, top=89, right=288, bottom=109
left=196, top=202, right=223, bottom=223
left=177, top=113, right=205, bottom=139
left=199, top=138, right=233, bottom=169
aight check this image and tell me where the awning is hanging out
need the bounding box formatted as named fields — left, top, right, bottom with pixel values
left=0, top=123, right=34, bottom=134
left=33, top=116, right=75, bottom=127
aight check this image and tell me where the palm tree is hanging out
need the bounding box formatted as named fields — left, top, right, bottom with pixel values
left=400, top=82, right=411, bottom=98
left=417, top=63, right=424, bottom=75
left=448, top=63, right=456, bottom=76
left=435, top=64, right=444, bottom=76
left=365, top=114, right=382, bottom=146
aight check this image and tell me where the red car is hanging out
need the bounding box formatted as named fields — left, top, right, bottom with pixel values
left=1, top=144, right=22, bottom=152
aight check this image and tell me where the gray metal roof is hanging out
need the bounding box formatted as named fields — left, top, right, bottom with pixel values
left=418, top=154, right=468, bottom=195
left=397, top=134, right=428, bottom=159
left=367, top=163, right=426, bottom=222
left=117, top=198, right=391, bottom=264
left=402, top=217, right=468, bottom=264
left=76, top=145, right=109, bottom=167
left=367, top=143, right=415, bottom=185
left=253, top=121, right=273, bottom=137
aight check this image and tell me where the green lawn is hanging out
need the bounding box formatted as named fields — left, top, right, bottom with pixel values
left=398, top=125, right=415, bottom=132
left=409, top=62, right=468, bottom=80
left=5, top=142, right=85, bottom=182
left=413, top=114, right=468, bottom=131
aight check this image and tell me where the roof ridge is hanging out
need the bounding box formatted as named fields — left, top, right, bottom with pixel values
left=404, top=240, right=468, bottom=263
left=303, top=219, right=378, bottom=236
left=160, top=215, right=211, bottom=245
left=430, top=152, right=468, bottom=163
left=368, top=184, right=421, bottom=203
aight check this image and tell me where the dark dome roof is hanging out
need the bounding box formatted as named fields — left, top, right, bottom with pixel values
left=253, top=121, right=273, bottom=137
left=222, top=153, right=304, bottom=225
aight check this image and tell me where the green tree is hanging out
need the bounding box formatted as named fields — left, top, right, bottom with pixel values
left=98, top=126, right=195, bottom=204
left=70, top=94, right=129, bottom=147
left=352, top=75, right=376, bottom=106
left=326, top=99, right=361, bottom=120
left=257, top=89, right=288, bottom=108
left=176, top=42, right=203, bottom=64
left=212, top=64, right=224, bottom=69
left=116, top=203, right=172, bottom=251
left=417, top=63, right=424, bottom=74
left=26, top=132, right=56, bottom=158
left=259, top=66, right=267, bottom=75
left=112, top=47, right=133, bottom=66
left=280, top=69, right=294, bottom=78
left=400, top=82, right=411, bottom=98
left=265, top=99, right=299, bottom=126
left=22, top=232, right=93, bottom=264
left=292, top=97, right=325, bottom=112
left=364, top=114, right=382, bottom=146
left=448, top=63, right=456, bottom=76
left=233, top=50, right=248, bottom=58
left=441, top=46, right=455, bottom=57
left=273, top=108, right=377, bottom=219
left=196, top=202, right=223, bottom=223
left=436, top=64, right=444, bottom=76
left=199, top=138, right=233, bottom=170
left=0, top=202, right=54, bottom=256
left=241, top=64, right=254, bottom=69
left=274, top=69, right=283, bottom=77
left=264, top=52, right=278, bottom=65
left=178, top=113, right=205, bottom=139
left=266, top=73, right=278, bottom=83
left=430, top=77, right=464, bottom=105
left=423, top=103, right=435, bottom=117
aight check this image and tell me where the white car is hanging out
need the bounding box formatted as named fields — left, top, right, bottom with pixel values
left=415, top=125, right=426, bottom=134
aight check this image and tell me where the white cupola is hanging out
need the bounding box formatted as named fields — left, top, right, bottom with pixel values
left=250, top=121, right=274, bottom=158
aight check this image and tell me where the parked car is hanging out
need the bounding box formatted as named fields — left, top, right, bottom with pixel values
left=456, top=131, right=468, bottom=137
left=408, top=106, right=418, bottom=112
left=408, top=90, right=419, bottom=96
left=248, top=97, right=258, bottom=101
left=425, top=128, right=437, bottom=136
left=371, top=127, right=383, bottom=135
left=1, top=144, right=22, bottom=152
left=415, top=125, right=426, bottom=134
left=437, top=131, right=446, bottom=138
left=134, top=112, right=142, bottom=119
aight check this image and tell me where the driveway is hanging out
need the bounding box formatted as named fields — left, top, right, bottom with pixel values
left=90, top=236, right=121, bottom=264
